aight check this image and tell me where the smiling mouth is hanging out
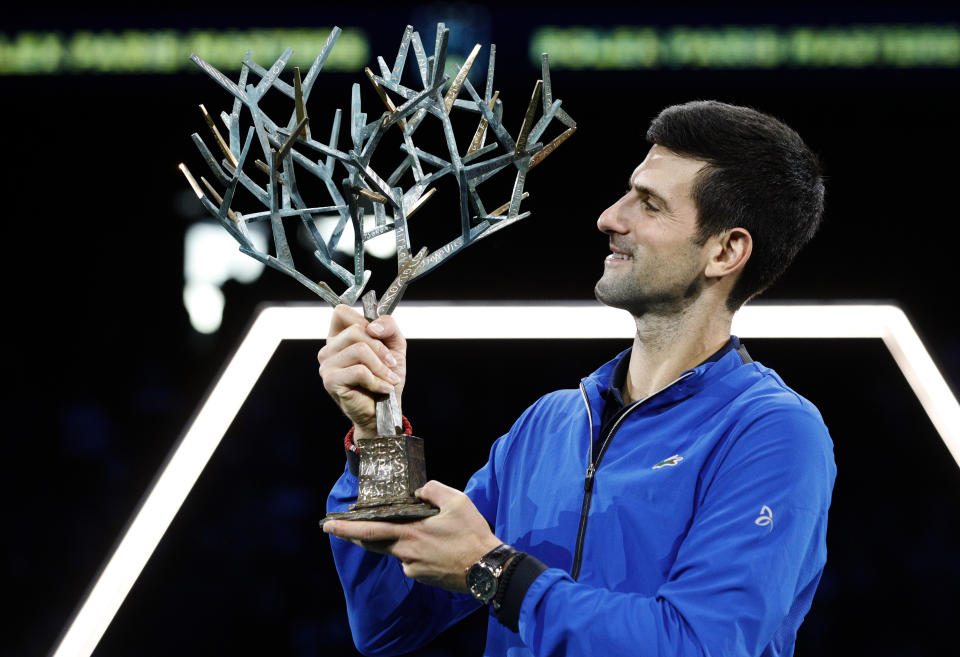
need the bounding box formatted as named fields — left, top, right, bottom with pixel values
left=605, top=251, right=633, bottom=262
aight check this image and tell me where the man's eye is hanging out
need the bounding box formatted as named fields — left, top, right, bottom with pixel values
left=624, top=188, right=659, bottom=212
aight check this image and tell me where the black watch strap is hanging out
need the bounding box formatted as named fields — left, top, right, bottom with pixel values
left=481, top=544, right=517, bottom=572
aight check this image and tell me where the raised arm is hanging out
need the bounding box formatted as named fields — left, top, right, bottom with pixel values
left=320, top=306, right=491, bottom=655
left=317, top=304, right=407, bottom=439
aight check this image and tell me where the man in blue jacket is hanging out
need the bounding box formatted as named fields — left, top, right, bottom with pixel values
left=319, top=100, right=836, bottom=657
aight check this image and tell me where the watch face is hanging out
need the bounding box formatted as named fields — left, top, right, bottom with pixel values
left=467, top=564, right=497, bottom=602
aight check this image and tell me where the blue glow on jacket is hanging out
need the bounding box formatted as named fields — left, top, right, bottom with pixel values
left=328, top=344, right=836, bottom=657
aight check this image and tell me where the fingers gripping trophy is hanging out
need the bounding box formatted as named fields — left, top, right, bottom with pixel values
left=179, top=24, right=576, bottom=525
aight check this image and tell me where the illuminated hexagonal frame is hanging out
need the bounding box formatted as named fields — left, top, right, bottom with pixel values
left=52, top=302, right=960, bottom=657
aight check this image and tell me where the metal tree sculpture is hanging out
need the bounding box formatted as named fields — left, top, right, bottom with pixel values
left=179, top=24, right=575, bottom=521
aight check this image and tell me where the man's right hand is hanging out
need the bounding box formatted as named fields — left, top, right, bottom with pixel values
left=317, top=304, right=407, bottom=439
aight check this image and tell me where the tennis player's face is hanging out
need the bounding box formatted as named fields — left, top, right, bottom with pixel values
left=594, top=145, right=709, bottom=317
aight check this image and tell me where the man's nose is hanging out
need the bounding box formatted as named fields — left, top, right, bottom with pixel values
left=597, top=199, right=625, bottom=234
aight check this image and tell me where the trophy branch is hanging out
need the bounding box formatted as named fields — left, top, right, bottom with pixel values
left=178, top=23, right=576, bottom=523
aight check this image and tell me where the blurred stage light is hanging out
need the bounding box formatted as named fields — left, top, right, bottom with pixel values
left=51, top=302, right=959, bottom=657
left=183, top=222, right=268, bottom=334
left=182, top=282, right=225, bottom=334
left=530, top=24, right=960, bottom=69
left=312, top=214, right=398, bottom=260
left=3, top=25, right=959, bottom=75
left=0, top=28, right=369, bottom=75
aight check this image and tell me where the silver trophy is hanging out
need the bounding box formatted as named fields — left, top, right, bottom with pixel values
left=179, top=24, right=575, bottom=524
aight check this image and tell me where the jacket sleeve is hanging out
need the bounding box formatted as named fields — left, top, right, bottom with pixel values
left=326, top=436, right=506, bottom=656
left=512, top=405, right=836, bottom=657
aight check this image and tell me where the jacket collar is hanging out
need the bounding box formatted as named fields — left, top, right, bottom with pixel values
left=581, top=336, right=749, bottom=411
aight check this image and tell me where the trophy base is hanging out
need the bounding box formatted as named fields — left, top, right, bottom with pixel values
left=321, top=432, right=438, bottom=528
left=321, top=500, right=439, bottom=527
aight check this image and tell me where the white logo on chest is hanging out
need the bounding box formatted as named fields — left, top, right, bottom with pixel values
left=754, top=505, right=773, bottom=529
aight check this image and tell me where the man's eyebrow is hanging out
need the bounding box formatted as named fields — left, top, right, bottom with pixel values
left=629, top=179, right=672, bottom=212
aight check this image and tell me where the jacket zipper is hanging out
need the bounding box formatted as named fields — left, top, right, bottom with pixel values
left=571, top=384, right=595, bottom=580
left=570, top=372, right=694, bottom=580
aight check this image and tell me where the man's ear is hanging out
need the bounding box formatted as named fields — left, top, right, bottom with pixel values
left=705, top=227, right=752, bottom=279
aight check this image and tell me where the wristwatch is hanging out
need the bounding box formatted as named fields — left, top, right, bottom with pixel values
left=467, top=544, right=519, bottom=608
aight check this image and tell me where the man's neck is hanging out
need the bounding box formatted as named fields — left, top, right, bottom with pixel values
left=624, top=302, right=734, bottom=403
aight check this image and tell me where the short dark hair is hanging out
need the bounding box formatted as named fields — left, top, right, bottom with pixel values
left=646, top=100, right=824, bottom=310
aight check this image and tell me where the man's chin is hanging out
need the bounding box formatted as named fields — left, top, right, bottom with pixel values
left=594, top=281, right=630, bottom=311
left=595, top=279, right=660, bottom=318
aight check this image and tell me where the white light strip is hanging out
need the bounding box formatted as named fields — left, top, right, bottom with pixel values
left=52, top=302, right=960, bottom=657
left=52, top=313, right=285, bottom=657
left=879, top=307, right=960, bottom=462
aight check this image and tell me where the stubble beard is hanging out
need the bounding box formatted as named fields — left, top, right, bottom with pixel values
left=594, top=260, right=705, bottom=318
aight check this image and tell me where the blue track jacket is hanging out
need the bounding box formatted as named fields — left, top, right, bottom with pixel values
left=327, top=342, right=836, bottom=657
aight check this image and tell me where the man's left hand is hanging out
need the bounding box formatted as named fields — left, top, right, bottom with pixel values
left=323, top=480, right=502, bottom=592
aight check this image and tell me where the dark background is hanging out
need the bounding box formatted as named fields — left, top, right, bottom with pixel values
left=4, top=2, right=959, bottom=656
